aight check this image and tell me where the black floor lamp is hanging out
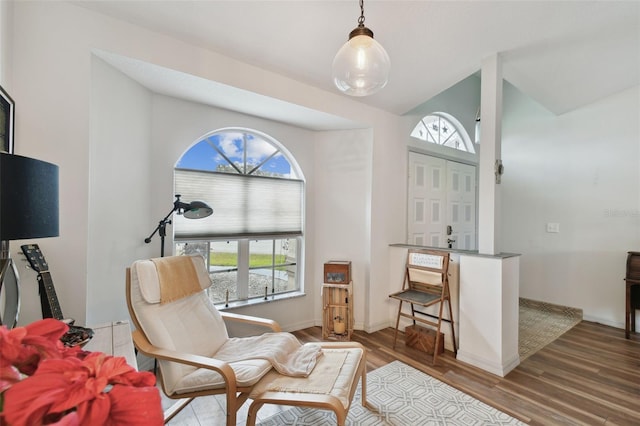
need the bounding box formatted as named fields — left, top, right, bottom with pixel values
left=144, top=194, right=213, bottom=257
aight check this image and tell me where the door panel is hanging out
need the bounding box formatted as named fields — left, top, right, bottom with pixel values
left=408, top=153, right=446, bottom=246
left=446, top=161, right=476, bottom=250
left=408, top=152, right=476, bottom=249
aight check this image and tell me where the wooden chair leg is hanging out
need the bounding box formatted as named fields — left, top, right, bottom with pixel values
left=226, top=411, right=236, bottom=426
left=432, top=325, right=441, bottom=364
left=163, top=398, right=193, bottom=424
left=246, top=401, right=262, bottom=426
left=392, top=301, right=403, bottom=349
left=225, top=391, right=249, bottom=426
left=447, top=299, right=457, bottom=354
left=432, top=300, right=446, bottom=364
left=360, top=366, right=367, bottom=408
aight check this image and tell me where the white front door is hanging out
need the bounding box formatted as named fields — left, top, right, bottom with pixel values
left=407, top=152, right=476, bottom=249
left=445, top=160, right=476, bottom=250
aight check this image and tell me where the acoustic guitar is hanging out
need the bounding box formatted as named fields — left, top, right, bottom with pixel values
left=20, top=244, right=94, bottom=347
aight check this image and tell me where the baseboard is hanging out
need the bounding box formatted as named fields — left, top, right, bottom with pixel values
left=582, top=314, right=625, bottom=330
left=520, top=298, right=632, bottom=331
left=520, top=297, right=582, bottom=319
left=364, top=319, right=394, bottom=334
left=283, top=319, right=316, bottom=332
left=456, top=350, right=520, bottom=377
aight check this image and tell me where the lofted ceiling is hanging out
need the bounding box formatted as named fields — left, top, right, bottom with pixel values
left=75, top=1, right=639, bottom=117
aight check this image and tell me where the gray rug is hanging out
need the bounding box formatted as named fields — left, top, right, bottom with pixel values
left=258, top=360, right=525, bottom=425
left=519, top=298, right=582, bottom=361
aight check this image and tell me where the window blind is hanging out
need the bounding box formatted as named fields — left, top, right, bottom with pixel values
left=173, top=169, right=303, bottom=239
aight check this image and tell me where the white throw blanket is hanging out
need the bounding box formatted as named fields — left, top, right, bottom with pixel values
left=214, top=332, right=322, bottom=377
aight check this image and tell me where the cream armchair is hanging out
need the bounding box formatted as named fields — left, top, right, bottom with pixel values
left=126, top=255, right=367, bottom=425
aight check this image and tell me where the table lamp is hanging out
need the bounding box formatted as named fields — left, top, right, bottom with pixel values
left=0, top=152, right=59, bottom=328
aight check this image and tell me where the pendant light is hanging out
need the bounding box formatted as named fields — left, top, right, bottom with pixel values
left=332, top=0, right=390, bottom=97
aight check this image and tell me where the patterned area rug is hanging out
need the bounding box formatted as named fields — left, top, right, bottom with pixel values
left=258, top=361, right=525, bottom=425
left=518, top=298, right=582, bottom=361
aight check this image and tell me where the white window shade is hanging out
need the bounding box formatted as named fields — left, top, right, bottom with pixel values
left=174, top=169, right=303, bottom=239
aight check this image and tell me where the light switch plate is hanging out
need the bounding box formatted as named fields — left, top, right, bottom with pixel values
left=546, top=222, right=560, bottom=233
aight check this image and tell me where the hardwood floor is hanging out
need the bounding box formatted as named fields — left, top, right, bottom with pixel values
left=291, top=321, right=640, bottom=426
left=166, top=321, right=639, bottom=425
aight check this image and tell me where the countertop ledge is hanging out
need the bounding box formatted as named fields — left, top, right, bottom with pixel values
left=389, top=243, right=521, bottom=259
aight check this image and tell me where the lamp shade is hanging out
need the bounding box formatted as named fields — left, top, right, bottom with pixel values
left=183, top=201, right=213, bottom=219
left=0, top=152, right=59, bottom=240
left=332, top=31, right=390, bottom=96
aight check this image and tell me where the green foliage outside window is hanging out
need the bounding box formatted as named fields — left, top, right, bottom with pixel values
left=210, top=252, right=287, bottom=268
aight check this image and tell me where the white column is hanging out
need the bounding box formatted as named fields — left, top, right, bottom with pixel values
left=477, top=54, right=503, bottom=255
left=457, top=254, right=520, bottom=377
left=455, top=54, right=520, bottom=377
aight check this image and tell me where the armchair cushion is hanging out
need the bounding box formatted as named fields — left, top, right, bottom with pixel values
left=249, top=347, right=364, bottom=409
left=130, top=256, right=234, bottom=395
left=174, top=358, right=273, bottom=394
left=136, top=255, right=211, bottom=304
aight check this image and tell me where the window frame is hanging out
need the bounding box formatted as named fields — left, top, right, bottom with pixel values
left=173, top=128, right=305, bottom=306
left=410, top=112, right=476, bottom=154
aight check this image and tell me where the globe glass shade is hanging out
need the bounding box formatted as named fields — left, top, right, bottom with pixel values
left=332, top=34, right=390, bottom=96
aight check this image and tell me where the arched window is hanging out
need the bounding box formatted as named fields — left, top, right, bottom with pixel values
left=173, top=129, right=304, bottom=305
left=410, top=112, right=475, bottom=153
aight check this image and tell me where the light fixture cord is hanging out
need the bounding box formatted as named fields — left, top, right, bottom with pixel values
left=358, top=0, right=365, bottom=27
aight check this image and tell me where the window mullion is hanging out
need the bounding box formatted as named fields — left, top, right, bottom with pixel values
left=440, top=130, right=457, bottom=147
left=243, top=133, right=247, bottom=174
left=271, top=240, right=276, bottom=294
left=237, top=239, right=249, bottom=299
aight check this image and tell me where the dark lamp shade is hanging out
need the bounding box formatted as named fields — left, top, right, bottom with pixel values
left=183, top=201, right=213, bottom=219
left=0, top=152, right=59, bottom=240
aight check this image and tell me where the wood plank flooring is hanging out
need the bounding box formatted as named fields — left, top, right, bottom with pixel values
left=167, top=321, right=640, bottom=425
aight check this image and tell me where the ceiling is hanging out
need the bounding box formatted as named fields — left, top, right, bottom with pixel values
left=75, top=1, right=639, bottom=117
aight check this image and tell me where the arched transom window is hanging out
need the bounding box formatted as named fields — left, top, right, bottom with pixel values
left=177, top=130, right=298, bottom=177
left=410, top=112, right=475, bottom=153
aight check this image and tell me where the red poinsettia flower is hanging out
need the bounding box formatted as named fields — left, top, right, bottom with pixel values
left=71, top=384, right=163, bottom=425
left=0, top=361, right=22, bottom=393
left=2, top=350, right=162, bottom=426
left=0, top=318, right=74, bottom=377
left=0, top=319, right=65, bottom=394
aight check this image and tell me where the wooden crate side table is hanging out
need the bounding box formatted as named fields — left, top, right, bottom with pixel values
left=322, top=282, right=353, bottom=340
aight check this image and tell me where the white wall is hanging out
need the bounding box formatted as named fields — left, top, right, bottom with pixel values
left=367, top=117, right=406, bottom=331
left=11, top=2, right=94, bottom=325
left=10, top=1, right=401, bottom=330
left=0, top=0, right=12, bottom=87
left=87, top=57, right=153, bottom=324
left=502, top=83, right=640, bottom=327
left=314, top=129, right=372, bottom=329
